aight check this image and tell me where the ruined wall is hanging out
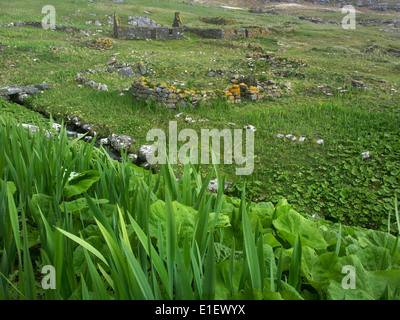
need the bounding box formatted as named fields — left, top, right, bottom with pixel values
left=184, top=27, right=269, bottom=40
left=113, top=14, right=184, bottom=40
left=131, top=77, right=216, bottom=109
left=130, top=75, right=281, bottom=109
left=184, top=27, right=225, bottom=39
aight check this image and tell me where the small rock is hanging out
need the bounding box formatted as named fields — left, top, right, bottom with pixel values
left=35, top=82, right=52, bottom=90
left=18, top=123, right=52, bottom=138
left=361, top=151, right=370, bottom=160
left=207, top=179, right=233, bottom=194
left=82, top=123, right=94, bottom=133
left=352, top=80, right=364, bottom=88
left=84, top=136, right=93, bottom=143
left=128, top=153, right=138, bottom=164
left=140, top=162, right=151, bottom=170
left=138, top=145, right=156, bottom=163
left=100, top=137, right=110, bottom=146
left=138, top=62, right=147, bottom=75
left=71, top=117, right=81, bottom=127
left=50, top=122, right=62, bottom=132
left=244, top=125, right=256, bottom=132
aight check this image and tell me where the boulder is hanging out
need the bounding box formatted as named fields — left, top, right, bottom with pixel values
left=117, top=67, right=135, bottom=77
left=17, top=123, right=52, bottom=138
left=138, top=145, right=156, bottom=163
left=108, top=133, right=135, bottom=152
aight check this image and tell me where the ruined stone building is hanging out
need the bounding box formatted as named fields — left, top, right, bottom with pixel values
left=113, top=13, right=184, bottom=40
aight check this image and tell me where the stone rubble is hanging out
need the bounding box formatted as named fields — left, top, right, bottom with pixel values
left=0, top=83, right=53, bottom=103
left=207, top=178, right=233, bottom=194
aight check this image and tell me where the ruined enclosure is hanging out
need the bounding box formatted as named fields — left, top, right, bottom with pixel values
left=184, top=26, right=269, bottom=40
left=113, top=13, right=184, bottom=40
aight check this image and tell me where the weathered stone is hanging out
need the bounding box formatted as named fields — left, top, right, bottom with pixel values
left=207, top=179, right=233, bottom=193
left=172, top=12, right=183, bottom=28
left=17, top=123, right=52, bottom=138
left=138, top=145, right=156, bottom=163
left=138, top=62, right=147, bottom=75
left=128, top=153, right=138, bottom=164
left=82, top=123, right=94, bottom=133
left=352, top=80, right=364, bottom=88
left=128, top=15, right=163, bottom=27
left=108, top=133, right=135, bottom=152
left=243, top=125, right=256, bottom=132
left=35, top=82, right=53, bottom=90
left=114, top=13, right=184, bottom=40
left=139, top=162, right=150, bottom=170
left=50, top=122, right=62, bottom=132
left=117, top=67, right=135, bottom=77
left=361, top=151, right=371, bottom=160
left=71, top=117, right=81, bottom=127
left=100, top=137, right=110, bottom=146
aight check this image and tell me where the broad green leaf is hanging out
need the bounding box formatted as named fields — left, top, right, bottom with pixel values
left=60, top=198, right=109, bottom=213
left=357, top=230, right=398, bottom=252
left=63, top=170, right=100, bottom=198
left=273, top=209, right=327, bottom=250
left=28, top=193, right=55, bottom=220
left=327, top=255, right=376, bottom=300
left=263, top=233, right=282, bottom=248
left=305, top=252, right=339, bottom=293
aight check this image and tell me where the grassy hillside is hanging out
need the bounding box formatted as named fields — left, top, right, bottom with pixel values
left=0, top=0, right=400, bottom=302
left=1, top=0, right=399, bottom=231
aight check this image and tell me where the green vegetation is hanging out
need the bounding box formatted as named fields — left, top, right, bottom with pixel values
left=0, top=118, right=399, bottom=300
left=0, top=0, right=399, bottom=300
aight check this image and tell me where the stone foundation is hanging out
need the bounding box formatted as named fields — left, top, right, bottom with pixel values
left=131, top=77, right=216, bottom=109
left=130, top=74, right=288, bottom=108
left=113, top=14, right=184, bottom=40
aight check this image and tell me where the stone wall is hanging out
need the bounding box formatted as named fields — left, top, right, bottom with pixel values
left=184, top=27, right=268, bottom=40
left=130, top=75, right=286, bottom=109
left=113, top=14, right=184, bottom=40
left=131, top=77, right=216, bottom=109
